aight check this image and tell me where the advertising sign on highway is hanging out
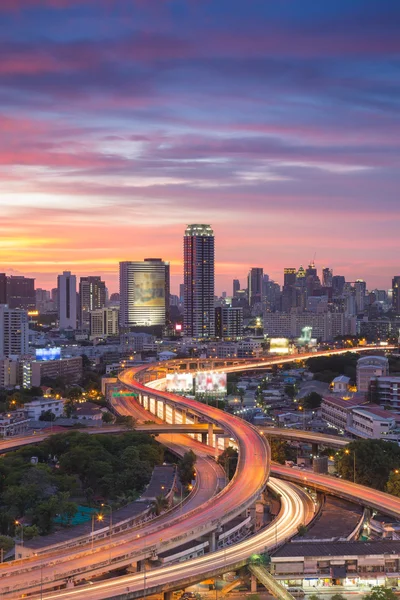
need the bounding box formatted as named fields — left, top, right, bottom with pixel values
left=166, top=373, right=193, bottom=392
left=195, top=371, right=227, bottom=395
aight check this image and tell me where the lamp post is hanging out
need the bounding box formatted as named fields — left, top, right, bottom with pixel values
left=91, top=513, right=104, bottom=551
left=345, top=448, right=356, bottom=483
left=34, top=553, right=43, bottom=600
left=101, top=503, right=113, bottom=563
left=14, top=520, right=23, bottom=548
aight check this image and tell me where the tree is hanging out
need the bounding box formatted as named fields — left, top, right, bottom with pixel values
left=178, top=450, right=197, bottom=486
left=151, top=494, right=169, bottom=516
left=336, top=440, right=400, bottom=490
left=331, top=595, right=347, bottom=600
left=364, top=587, right=397, bottom=600
left=297, top=524, right=307, bottom=536
left=284, top=384, right=296, bottom=400
left=102, top=412, right=114, bottom=424
left=0, top=535, right=14, bottom=554
left=39, top=410, right=56, bottom=422
left=386, top=471, right=400, bottom=497
left=218, top=447, right=238, bottom=480
left=301, top=391, right=322, bottom=410
left=270, top=439, right=296, bottom=465
left=308, top=595, right=321, bottom=600
left=116, top=415, right=137, bottom=429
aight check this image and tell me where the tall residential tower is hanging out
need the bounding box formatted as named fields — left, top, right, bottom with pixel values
left=184, top=224, right=215, bottom=339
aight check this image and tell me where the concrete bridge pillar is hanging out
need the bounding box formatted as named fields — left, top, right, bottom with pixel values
left=201, top=432, right=207, bottom=445
left=181, top=409, right=187, bottom=424
left=208, top=530, right=217, bottom=553
left=251, top=573, right=257, bottom=592
left=312, top=442, right=319, bottom=456
left=171, top=405, right=176, bottom=424
left=163, top=401, right=167, bottom=422
left=208, top=423, right=214, bottom=447
left=164, top=592, right=174, bottom=600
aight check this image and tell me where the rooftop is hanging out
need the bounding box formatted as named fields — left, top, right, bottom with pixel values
left=273, top=540, right=400, bottom=559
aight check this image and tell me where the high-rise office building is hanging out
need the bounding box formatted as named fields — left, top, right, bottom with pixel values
left=282, top=268, right=297, bottom=313
left=233, top=279, right=240, bottom=298
left=57, top=271, right=77, bottom=329
left=0, top=305, right=29, bottom=356
left=355, top=279, right=367, bottom=314
left=392, top=276, right=400, bottom=314
left=183, top=224, right=215, bottom=339
left=322, top=268, right=333, bottom=287
left=89, top=307, right=119, bottom=339
left=79, top=276, right=106, bottom=330
left=0, top=274, right=7, bottom=304
left=332, top=275, right=346, bottom=297
left=7, top=276, right=35, bottom=310
left=248, top=268, right=263, bottom=307
left=119, top=258, right=170, bottom=330
left=215, top=306, right=243, bottom=339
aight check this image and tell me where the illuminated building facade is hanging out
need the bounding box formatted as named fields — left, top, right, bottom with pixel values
left=183, top=224, right=215, bottom=339
left=393, top=276, right=400, bottom=315
left=79, top=276, right=106, bottom=330
left=0, top=305, right=29, bottom=357
left=119, top=259, right=170, bottom=330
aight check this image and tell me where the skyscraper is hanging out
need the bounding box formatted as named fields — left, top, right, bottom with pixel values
left=0, top=305, right=29, bottom=356
left=0, top=274, right=7, bottom=305
left=233, top=279, right=240, bottom=298
left=248, top=268, right=263, bottom=307
left=119, top=258, right=170, bottom=330
left=79, top=276, right=106, bottom=330
left=392, top=276, right=400, bottom=314
left=355, top=279, right=367, bottom=314
left=282, top=268, right=297, bottom=313
left=322, top=268, right=333, bottom=287
left=183, top=224, right=215, bottom=339
left=57, top=271, right=77, bottom=329
left=7, top=276, right=35, bottom=310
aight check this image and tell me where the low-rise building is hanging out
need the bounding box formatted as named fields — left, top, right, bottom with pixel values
left=74, top=402, right=103, bottom=422
left=0, top=409, right=30, bottom=437
left=331, top=375, right=350, bottom=394
left=348, top=405, right=399, bottom=441
left=271, top=540, right=400, bottom=591
left=370, top=376, right=400, bottom=408
left=30, top=356, right=83, bottom=387
left=321, top=394, right=367, bottom=433
left=24, top=397, right=65, bottom=420
left=356, top=355, right=389, bottom=393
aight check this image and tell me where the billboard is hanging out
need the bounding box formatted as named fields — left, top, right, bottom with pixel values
left=134, top=272, right=165, bottom=307
left=166, top=373, right=193, bottom=392
left=269, top=338, right=290, bottom=355
left=196, top=372, right=227, bottom=395
left=36, top=347, right=61, bottom=361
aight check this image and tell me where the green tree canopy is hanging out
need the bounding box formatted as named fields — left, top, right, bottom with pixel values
left=364, top=586, right=397, bottom=600
left=178, top=450, right=197, bottom=486
left=336, top=440, right=400, bottom=489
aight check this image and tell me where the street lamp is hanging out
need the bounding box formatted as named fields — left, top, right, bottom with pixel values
left=34, top=553, right=43, bottom=600
left=101, top=503, right=113, bottom=563
left=14, top=520, right=23, bottom=548
left=91, top=513, right=104, bottom=551
left=136, top=534, right=147, bottom=598
left=345, top=448, right=356, bottom=483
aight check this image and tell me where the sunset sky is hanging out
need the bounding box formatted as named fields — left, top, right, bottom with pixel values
left=1, top=0, right=399, bottom=294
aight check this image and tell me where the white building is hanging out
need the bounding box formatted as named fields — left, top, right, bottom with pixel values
left=119, top=259, right=170, bottom=330
left=331, top=375, right=350, bottom=394
left=356, top=355, right=389, bottom=392
left=263, top=312, right=356, bottom=342
left=348, top=405, right=398, bottom=440
left=24, top=397, right=65, bottom=420
left=57, top=271, right=77, bottom=330
left=0, top=305, right=29, bottom=357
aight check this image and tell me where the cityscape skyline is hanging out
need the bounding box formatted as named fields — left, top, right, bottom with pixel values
left=1, top=1, right=399, bottom=293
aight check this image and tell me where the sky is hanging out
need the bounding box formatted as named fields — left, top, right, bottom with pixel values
left=1, top=0, right=399, bottom=295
